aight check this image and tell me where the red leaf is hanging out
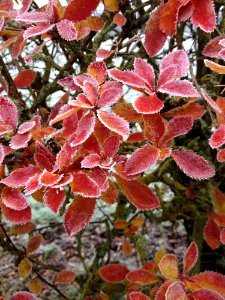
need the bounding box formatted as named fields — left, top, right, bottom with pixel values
left=192, top=289, right=224, bottom=300
left=209, top=125, right=225, bottom=148
left=63, top=0, right=100, bottom=22
left=160, top=50, right=189, bottom=78
left=143, top=114, right=165, bottom=146
left=210, top=186, right=225, bottom=214
left=191, top=0, right=216, bottom=32
left=39, top=170, right=63, bottom=187
left=158, top=80, right=199, bottom=97
left=87, top=61, right=107, bottom=84
left=70, top=172, right=101, bottom=197
left=103, top=136, right=120, bottom=157
left=155, top=281, right=173, bottom=300
left=204, top=215, right=220, bottom=249
left=63, top=196, right=96, bottom=236
left=160, top=0, right=181, bottom=37
left=0, top=96, right=18, bottom=130
left=24, top=24, right=55, bottom=39
left=144, top=6, right=167, bottom=57
left=191, top=271, right=225, bottom=297
left=220, top=228, right=225, bottom=245
left=116, top=176, right=160, bottom=210
left=70, top=112, right=96, bottom=146
left=1, top=202, right=31, bottom=224
left=157, top=66, right=176, bottom=89
left=2, top=187, right=28, bottom=210
left=127, top=291, right=150, bottom=300
left=125, top=145, right=158, bottom=176
left=56, top=20, right=78, bottom=41
left=11, top=292, right=37, bottom=300
left=113, top=13, right=126, bottom=27
left=217, top=149, right=225, bottom=162
left=53, top=270, right=76, bottom=285
left=126, top=269, right=159, bottom=286
left=44, top=188, right=66, bottom=214
left=2, top=165, right=40, bottom=187
left=97, top=111, right=129, bottom=136
left=158, top=254, right=179, bottom=280
left=26, top=234, right=43, bottom=255
left=98, top=264, right=129, bottom=283
left=171, top=150, right=215, bottom=179
left=183, top=242, right=198, bottom=273
left=133, top=95, right=164, bottom=114
left=165, top=281, right=187, bottom=300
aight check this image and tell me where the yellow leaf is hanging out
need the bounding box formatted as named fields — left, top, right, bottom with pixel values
left=29, top=277, right=43, bottom=295
left=18, top=257, right=32, bottom=279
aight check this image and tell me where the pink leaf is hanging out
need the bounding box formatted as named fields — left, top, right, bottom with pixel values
left=97, top=81, right=123, bottom=108
left=159, top=116, right=193, bottom=146
left=44, top=188, right=65, bottom=214
left=109, top=68, right=146, bottom=90
left=96, top=48, right=113, bottom=59
left=97, top=110, right=129, bottom=136
left=160, top=50, right=189, bottom=78
left=201, top=89, right=223, bottom=114
left=2, top=187, right=28, bottom=210
left=158, top=80, right=199, bottom=97
left=10, top=133, right=31, bottom=149
left=134, top=58, right=155, bottom=92
left=203, top=35, right=225, bottom=58
left=0, top=144, right=5, bottom=165
left=16, top=12, right=50, bottom=23
left=157, top=66, right=177, bottom=88
left=209, top=125, right=225, bottom=149
left=56, top=20, right=78, bottom=41
left=2, top=165, right=40, bottom=187
left=11, top=291, right=37, bottom=300
left=165, top=281, right=187, bottom=300
left=125, top=145, right=158, bottom=176
left=133, top=95, right=164, bottom=114
left=99, top=264, right=129, bottom=283
left=191, top=0, right=216, bottom=32
left=0, top=96, right=18, bottom=131
left=192, top=289, right=224, bottom=300
left=70, top=112, right=95, bottom=147
left=144, top=6, right=167, bottom=57
left=81, top=153, right=101, bottom=168
left=63, top=196, right=96, bottom=236
left=116, top=176, right=160, bottom=210
left=57, top=76, right=81, bottom=91
left=171, top=150, right=215, bottom=179
left=183, top=242, right=198, bottom=273
left=24, top=24, right=55, bottom=39
left=17, top=120, right=35, bottom=134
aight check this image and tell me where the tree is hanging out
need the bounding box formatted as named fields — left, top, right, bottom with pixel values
left=0, top=0, right=225, bottom=299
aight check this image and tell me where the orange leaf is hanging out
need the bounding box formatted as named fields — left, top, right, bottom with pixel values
left=204, top=59, right=225, bottom=74
left=122, top=239, right=132, bottom=256
left=14, top=70, right=36, bottom=88
left=126, top=269, right=159, bottom=286
left=29, top=277, right=42, bottom=295
left=114, top=219, right=129, bottom=229
left=104, top=0, right=119, bottom=12
left=158, top=254, right=179, bottom=280
left=99, top=264, right=129, bottom=283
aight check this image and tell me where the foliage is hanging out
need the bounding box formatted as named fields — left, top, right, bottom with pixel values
left=0, top=0, right=225, bottom=299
